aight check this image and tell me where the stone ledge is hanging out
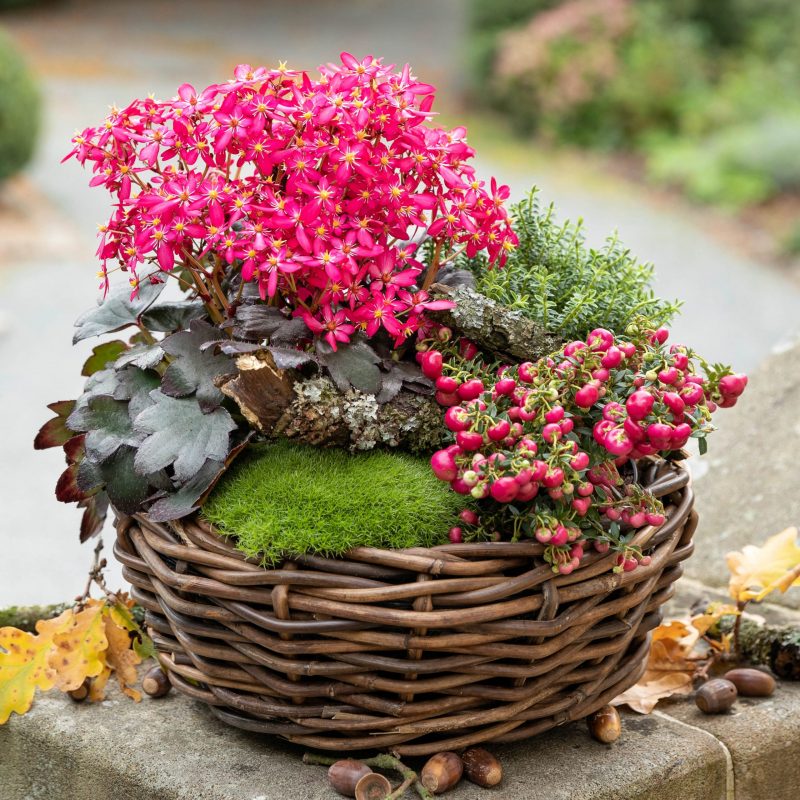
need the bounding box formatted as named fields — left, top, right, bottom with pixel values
left=0, top=683, right=731, bottom=800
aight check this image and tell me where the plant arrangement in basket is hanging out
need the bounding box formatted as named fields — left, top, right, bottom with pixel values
left=17, top=54, right=755, bottom=777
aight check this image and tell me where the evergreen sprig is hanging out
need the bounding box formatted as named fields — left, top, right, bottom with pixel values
left=457, top=189, right=680, bottom=340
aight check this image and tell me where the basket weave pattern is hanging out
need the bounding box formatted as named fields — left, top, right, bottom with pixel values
left=114, top=458, right=695, bottom=756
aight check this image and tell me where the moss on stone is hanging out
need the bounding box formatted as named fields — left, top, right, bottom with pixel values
left=201, top=441, right=464, bottom=563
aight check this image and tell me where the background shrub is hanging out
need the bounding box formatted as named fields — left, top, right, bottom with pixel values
left=0, top=28, right=41, bottom=182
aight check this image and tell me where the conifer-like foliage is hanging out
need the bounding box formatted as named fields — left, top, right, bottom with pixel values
left=202, top=442, right=466, bottom=563
left=460, top=190, right=680, bottom=340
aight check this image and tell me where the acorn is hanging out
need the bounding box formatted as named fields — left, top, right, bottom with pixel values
left=354, top=772, right=391, bottom=800
left=587, top=705, right=622, bottom=743
left=327, top=759, right=374, bottom=797
left=462, top=747, right=502, bottom=788
left=421, top=751, right=464, bottom=794
left=68, top=679, right=90, bottom=703
left=724, top=668, right=776, bottom=698
left=696, top=678, right=737, bottom=714
left=142, top=665, right=171, bottom=698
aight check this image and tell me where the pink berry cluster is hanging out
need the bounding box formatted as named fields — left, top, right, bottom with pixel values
left=425, top=322, right=746, bottom=575
left=66, top=55, right=517, bottom=349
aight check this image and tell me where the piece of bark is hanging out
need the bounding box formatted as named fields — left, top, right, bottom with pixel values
left=428, top=283, right=560, bottom=361
left=220, top=355, right=449, bottom=453
left=219, top=351, right=296, bottom=434
left=716, top=616, right=800, bottom=680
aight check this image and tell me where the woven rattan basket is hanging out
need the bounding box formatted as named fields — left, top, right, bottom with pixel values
left=114, top=457, right=695, bottom=756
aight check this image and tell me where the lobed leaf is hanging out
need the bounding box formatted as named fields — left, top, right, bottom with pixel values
left=68, top=396, right=143, bottom=462
left=160, top=319, right=234, bottom=412
left=316, top=338, right=382, bottom=394
left=73, top=277, right=165, bottom=343
left=134, top=391, right=237, bottom=482
left=141, top=300, right=205, bottom=332
left=47, top=602, right=107, bottom=692
left=727, top=527, right=800, bottom=602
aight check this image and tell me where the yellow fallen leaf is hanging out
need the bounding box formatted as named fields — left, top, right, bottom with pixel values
left=727, top=527, right=800, bottom=602
left=48, top=602, right=108, bottom=692
left=0, top=610, right=75, bottom=724
left=103, top=612, right=141, bottom=702
left=691, top=602, right=739, bottom=637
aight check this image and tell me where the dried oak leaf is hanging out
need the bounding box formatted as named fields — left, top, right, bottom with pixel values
left=0, top=610, right=74, bottom=724
left=102, top=612, right=141, bottom=702
left=727, top=527, right=800, bottom=602
left=47, top=601, right=108, bottom=692
left=612, top=621, right=701, bottom=714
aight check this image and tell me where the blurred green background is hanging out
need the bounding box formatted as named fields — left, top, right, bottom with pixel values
left=468, top=0, right=800, bottom=252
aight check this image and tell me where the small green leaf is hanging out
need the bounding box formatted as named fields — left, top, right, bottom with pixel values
left=134, top=392, right=237, bottom=482
left=132, top=634, right=157, bottom=661
left=100, top=446, right=151, bottom=513
left=34, top=400, right=77, bottom=450
left=698, top=437, right=708, bottom=456
left=81, top=341, right=128, bottom=377
left=160, top=320, right=234, bottom=412
left=73, top=277, right=165, bottom=343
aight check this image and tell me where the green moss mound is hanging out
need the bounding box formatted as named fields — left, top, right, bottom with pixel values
left=0, top=30, right=41, bottom=182
left=202, top=442, right=464, bottom=563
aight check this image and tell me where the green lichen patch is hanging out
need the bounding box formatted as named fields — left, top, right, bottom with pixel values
left=201, top=442, right=465, bottom=563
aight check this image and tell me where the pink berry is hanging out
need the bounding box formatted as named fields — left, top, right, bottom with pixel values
left=652, top=328, right=669, bottom=345
left=550, top=525, right=569, bottom=547
left=719, top=373, right=748, bottom=398
left=457, top=379, right=484, bottom=401
left=459, top=509, right=479, bottom=526
left=645, top=512, right=665, bottom=527
left=671, top=352, right=689, bottom=371
left=435, top=390, right=459, bottom=407
left=628, top=511, right=646, bottom=528
left=587, top=328, right=614, bottom=352
left=456, top=430, right=484, bottom=451
left=531, top=460, right=548, bottom=481
left=448, top=526, right=463, bottom=544
left=622, top=557, right=639, bottom=572
left=542, top=423, right=563, bottom=443
left=559, top=417, right=575, bottom=435
left=544, top=406, right=565, bottom=423
left=604, top=507, right=621, bottom=521
left=618, top=341, right=637, bottom=358
left=593, top=419, right=615, bottom=445
left=431, top=450, right=458, bottom=482
left=490, top=476, right=519, bottom=503
left=518, top=362, right=536, bottom=383
left=535, top=527, right=552, bottom=544
left=679, top=383, right=704, bottom=406
left=638, top=555, right=652, bottom=567
left=594, top=540, right=611, bottom=554
left=515, top=482, right=539, bottom=502
left=572, top=497, right=591, bottom=516
left=458, top=340, right=479, bottom=360
left=575, top=383, right=600, bottom=408
left=494, top=377, right=517, bottom=395
left=436, top=375, right=459, bottom=393
left=444, top=406, right=470, bottom=432
left=421, top=350, right=443, bottom=380
left=576, top=481, right=594, bottom=497
left=487, top=420, right=511, bottom=442
left=570, top=451, right=590, bottom=471
left=600, top=346, right=623, bottom=368
left=542, top=467, right=565, bottom=488
left=450, top=478, right=472, bottom=494
left=663, top=391, right=685, bottom=416
left=604, top=427, right=633, bottom=456
left=564, top=340, right=587, bottom=357
left=558, top=561, right=575, bottom=576
left=646, top=422, right=674, bottom=450
left=626, top=390, right=654, bottom=420
left=658, top=367, right=679, bottom=385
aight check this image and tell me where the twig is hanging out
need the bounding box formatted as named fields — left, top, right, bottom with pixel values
left=302, top=752, right=434, bottom=800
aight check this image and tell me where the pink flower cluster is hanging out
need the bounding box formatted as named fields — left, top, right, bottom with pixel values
left=66, top=55, right=517, bottom=348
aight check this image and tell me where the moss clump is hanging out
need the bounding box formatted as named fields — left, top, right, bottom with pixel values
left=202, top=442, right=464, bottom=563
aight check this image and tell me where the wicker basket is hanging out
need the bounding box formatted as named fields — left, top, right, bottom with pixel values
left=114, top=457, right=695, bottom=756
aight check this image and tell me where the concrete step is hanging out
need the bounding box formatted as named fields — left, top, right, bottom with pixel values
left=2, top=672, right=798, bottom=800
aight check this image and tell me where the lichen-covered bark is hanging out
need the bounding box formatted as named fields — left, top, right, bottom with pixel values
left=716, top=616, right=800, bottom=680
left=273, top=376, right=448, bottom=453
left=429, top=283, right=561, bottom=361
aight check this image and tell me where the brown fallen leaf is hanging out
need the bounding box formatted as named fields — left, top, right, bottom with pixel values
left=103, top=612, right=142, bottom=702
left=612, top=671, right=694, bottom=714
